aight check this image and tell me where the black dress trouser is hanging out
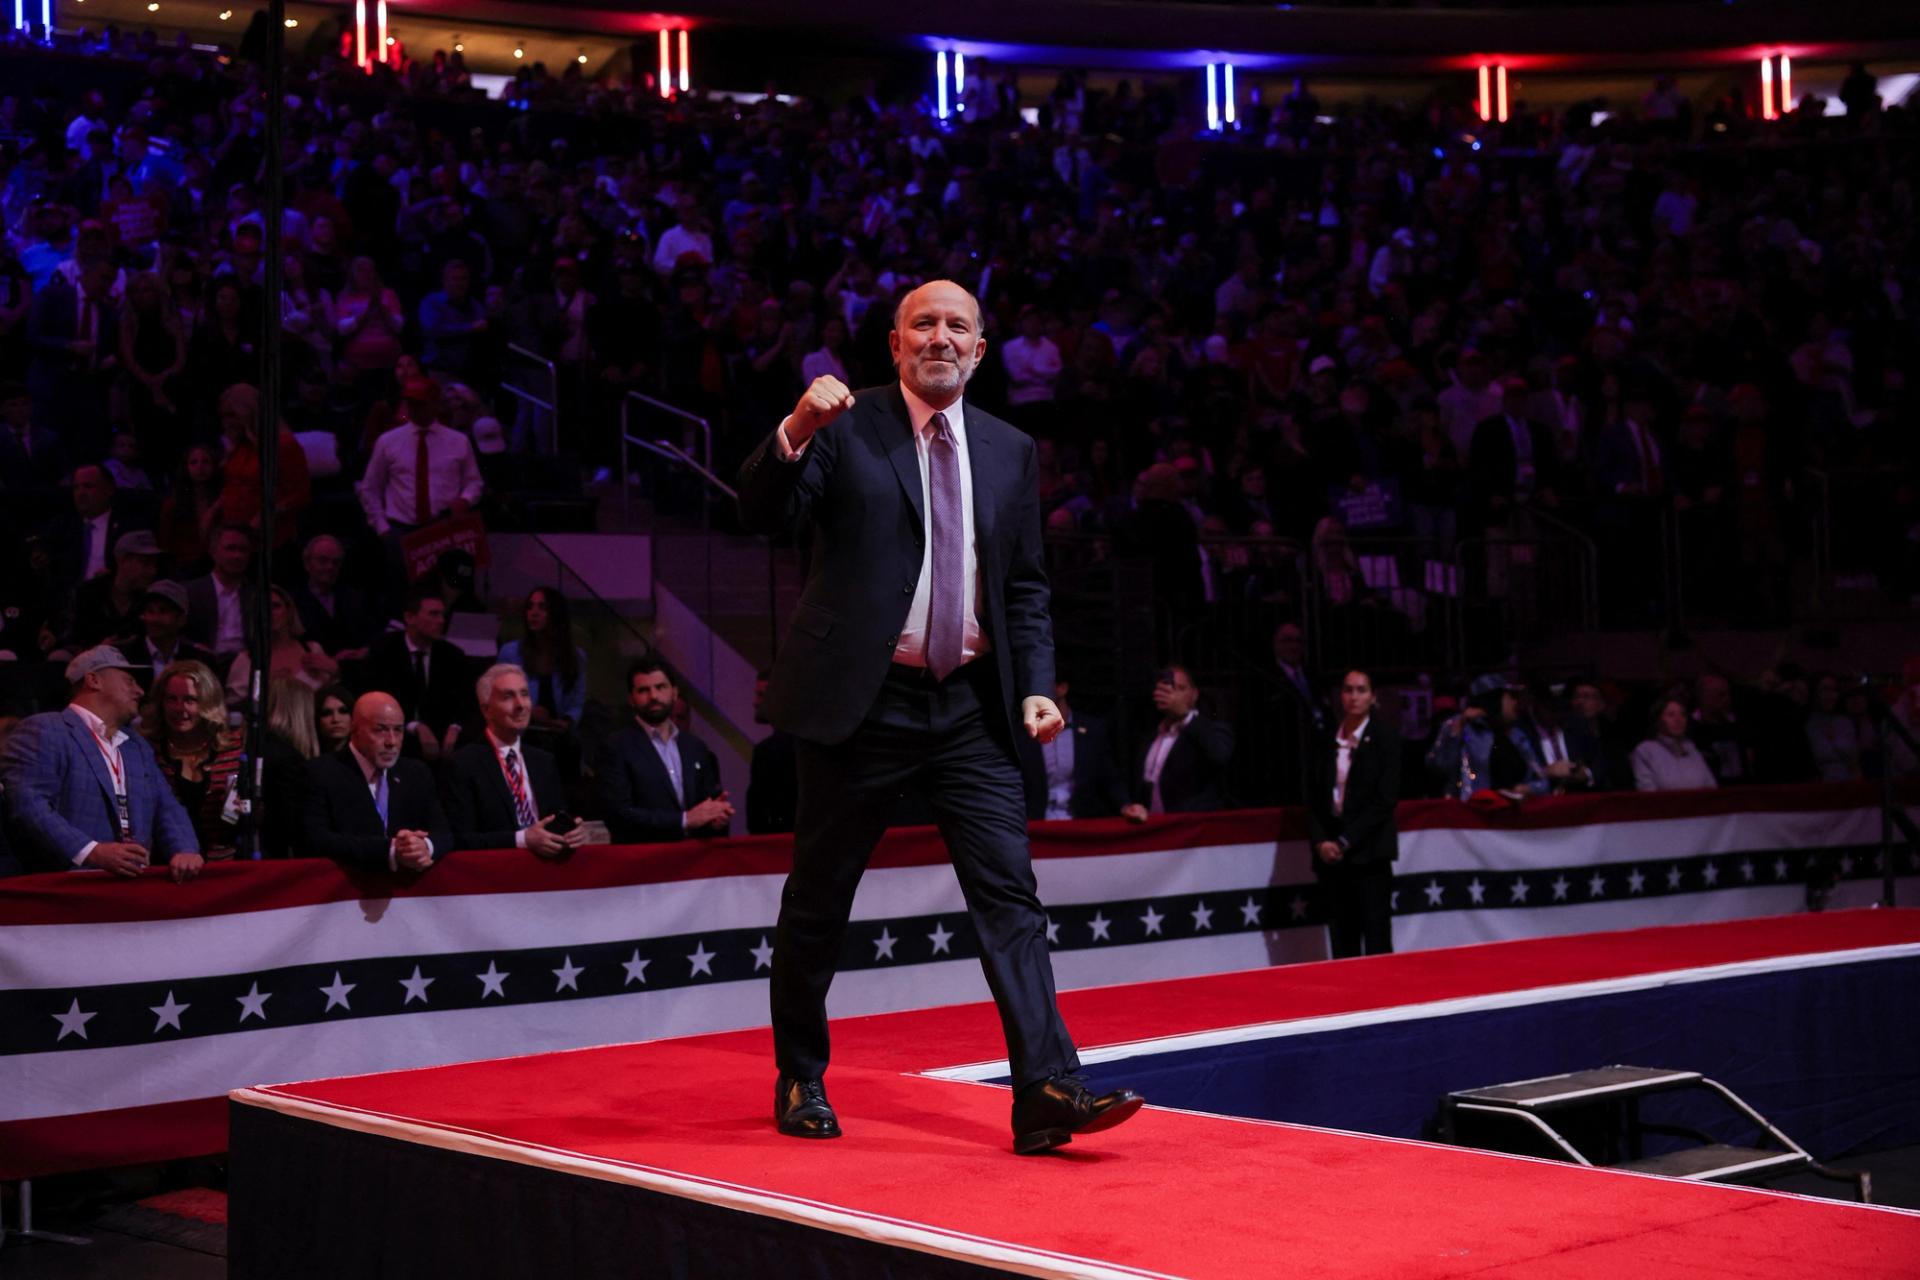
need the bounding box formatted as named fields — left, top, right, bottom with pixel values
left=1321, top=858, right=1396, bottom=959
left=770, top=659, right=1080, bottom=1092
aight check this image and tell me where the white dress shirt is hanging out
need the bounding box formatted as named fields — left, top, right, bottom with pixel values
left=1041, top=716, right=1077, bottom=820
left=777, top=383, right=987, bottom=670
left=1143, top=710, right=1197, bottom=815
left=82, top=512, right=111, bottom=580
left=489, top=730, right=534, bottom=848
left=212, top=576, right=246, bottom=657
left=1333, top=715, right=1370, bottom=817
left=68, top=703, right=129, bottom=866
left=642, top=719, right=691, bottom=829
left=356, top=420, right=486, bottom=533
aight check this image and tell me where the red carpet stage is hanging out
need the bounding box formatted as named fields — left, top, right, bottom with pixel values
left=230, top=911, right=1920, bottom=1279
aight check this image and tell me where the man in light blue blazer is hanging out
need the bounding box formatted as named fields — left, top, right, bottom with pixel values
left=0, top=646, right=203, bottom=880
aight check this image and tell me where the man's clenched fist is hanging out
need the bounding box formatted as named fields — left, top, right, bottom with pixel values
left=788, top=376, right=856, bottom=446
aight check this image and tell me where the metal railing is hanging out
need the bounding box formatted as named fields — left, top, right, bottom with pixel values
left=620, top=391, right=717, bottom=529
left=499, top=343, right=559, bottom=455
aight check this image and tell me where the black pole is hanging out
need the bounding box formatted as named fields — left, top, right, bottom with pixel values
left=241, top=0, right=287, bottom=858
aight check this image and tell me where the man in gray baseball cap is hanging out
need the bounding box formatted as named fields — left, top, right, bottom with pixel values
left=64, top=529, right=164, bottom=652
left=0, top=645, right=203, bottom=879
left=127, top=580, right=216, bottom=687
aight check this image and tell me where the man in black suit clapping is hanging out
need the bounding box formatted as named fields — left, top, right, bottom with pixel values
left=304, top=692, right=453, bottom=869
left=443, top=663, right=585, bottom=855
left=1122, top=666, right=1236, bottom=820
left=597, top=659, right=732, bottom=843
left=1306, top=668, right=1402, bottom=958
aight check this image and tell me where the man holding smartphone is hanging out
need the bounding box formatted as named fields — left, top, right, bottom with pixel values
left=442, top=663, right=583, bottom=855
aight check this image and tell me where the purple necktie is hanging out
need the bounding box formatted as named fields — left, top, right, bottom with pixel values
left=926, top=411, right=965, bottom=680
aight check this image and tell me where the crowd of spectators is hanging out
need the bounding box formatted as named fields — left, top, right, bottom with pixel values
left=1, top=24, right=1917, bottom=878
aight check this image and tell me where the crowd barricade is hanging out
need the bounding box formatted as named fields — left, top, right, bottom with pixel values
left=0, top=782, right=1912, bottom=1179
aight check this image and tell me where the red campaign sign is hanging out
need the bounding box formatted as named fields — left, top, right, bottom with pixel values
left=401, top=514, right=491, bottom=581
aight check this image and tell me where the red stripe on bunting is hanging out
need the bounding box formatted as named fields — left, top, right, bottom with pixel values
left=0, top=1096, right=227, bottom=1181
left=0, top=783, right=1897, bottom=928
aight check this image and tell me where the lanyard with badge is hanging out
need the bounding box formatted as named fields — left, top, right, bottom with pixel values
left=89, top=725, right=132, bottom=840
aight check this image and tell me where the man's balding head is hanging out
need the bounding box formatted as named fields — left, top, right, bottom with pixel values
left=351, top=692, right=406, bottom=769
left=890, top=280, right=985, bottom=409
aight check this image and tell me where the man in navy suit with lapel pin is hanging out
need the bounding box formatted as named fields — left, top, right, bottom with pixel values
left=597, top=658, right=732, bottom=844
left=736, top=279, right=1143, bottom=1155
left=0, top=645, right=202, bottom=879
left=304, top=692, right=453, bottom=870
left=443, top=663, right=584, bottom=854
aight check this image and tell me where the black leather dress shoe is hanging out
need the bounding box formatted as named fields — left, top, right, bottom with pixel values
left=1011, top=1074, right=1144, bottom=1155
left=775, top=1075, right=842, bottom=1139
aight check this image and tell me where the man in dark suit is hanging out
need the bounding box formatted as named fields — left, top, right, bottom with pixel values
left=40, top=464, right=146, bottom=595
left=363, top=587, right=471, bottom=761
left=0, top=381, right=70, bottom=497
left=126, top=581, right=217, bottom=690
left=182, top=524, right=258, bottom=664
left=1305, top=668, right=1402, bottom=958
left=292, top=534, right=378, bottom=659
left=1121, top=666, right=1236, bottom=819
left=1466, top=378, right=1559, bottom=533
left=26, top=259, right=119, bottom=464
left=1018, top=679, right=1126, bottom=820
left=443, top=663, right=583, bottom=854
left=304, top=691, right=452, bottom=869
left=0, top=645, right=202, bottom=879
left=746, top=670, right=798, bottom=836
left=597, top=659, right=731, bottom=843
left=1255, top=620, right=1326, bottom=804
left=736, top=280, right=1141, bottom=1154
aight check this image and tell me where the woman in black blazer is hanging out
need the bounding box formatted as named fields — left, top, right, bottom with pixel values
left=1305, top=668, right=1402, bottom=958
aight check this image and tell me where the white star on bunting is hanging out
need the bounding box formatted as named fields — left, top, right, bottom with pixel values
left=237, top=982, right=273, bottom=1022
left=621, top=950, right=651, bottom=986
left=1140, top=905, right=1165, bottom=936
left=1045, top=916, right=1060, bottom=944
left=320, top=972, right=356, bottom=1012
left=687, top=941, right=716, bottom=977
left=1771, top=856, right=1789, bottom=880
left=1550, top=875, right=1571, bottom=902
left=751, top=937, right=775, bottom=971
left=150, top=991, right=189, bottom=1033
left=1466, top=878, right=1487, bottom=905
left=927, top=922, right=954, bottom=955
left=1288, top=895, right=1308, bottom=921
left=1088, top=912, right=1112, bottom=942
left=1509, top=878, right=1530, bottom=904
left=1665, top=865, right=1683, bottom=890
left=1587, top=871, right=1607, bottom=897
left=53, top=997, right=97, bottom=1042
left=1424, top=880, right=1445, bottom=907
left=1390, top=890, right=1401, bottom=912
left=478, top=961, right=510, bottom=997
left=1239, top=897, right=1263, bottom=926
left=399, top=966, right=434, bottom=1006
left=1739, top=858, right=1756, bottom=882
left=872, top=928, right=898, bottom=961
left=1627, top=868, right=1647, bottom=894
left=1191, top=901, right=1214, bottom=930
left=552, top=956, right=584, bottom=992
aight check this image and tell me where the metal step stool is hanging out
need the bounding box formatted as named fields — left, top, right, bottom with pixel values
left=1440, top=1065, right=1870, bottom=1202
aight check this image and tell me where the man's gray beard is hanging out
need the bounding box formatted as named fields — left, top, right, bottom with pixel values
left=908, top=355, right=973, bottom=398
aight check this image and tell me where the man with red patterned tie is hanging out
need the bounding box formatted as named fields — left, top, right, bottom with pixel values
left=736, top=280, right=1144, bottom=1155
left=441, top=664, right=581, bottom=856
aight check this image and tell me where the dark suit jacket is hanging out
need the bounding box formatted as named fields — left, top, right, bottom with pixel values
left=302, top=748, right=452, bottom=867
left=126, top=636, right=220, bottom=691
left=1131, top=713, right=1236, bottom=814
left=442, top=737, right=566, bottom=850
left=746, top=729, right=798, bottom=835
left=736, top=385, right=1053, bottom=747
left=41, top=504, right=148, bottom=595
left=1019, top=711, right=1127, bottom=820
left=597, top=722, right=724, bottom=844
left=293, top=583, right=379, bottom=656
left=1467, top=414, right=1558, bottom=525
left=363, top=633, right=472, bottom=736
left=1305, top=719, right=1402, bottom=868
left=182, top=573, right=258, bottom=655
